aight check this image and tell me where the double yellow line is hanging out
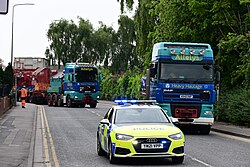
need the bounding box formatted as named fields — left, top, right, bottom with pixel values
left=39, top=106, right=60, bottom=167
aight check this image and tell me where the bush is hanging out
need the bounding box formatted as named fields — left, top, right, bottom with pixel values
left=215, top=88, right=250, bottom=127
left=100, top=69, right=144, bottom=100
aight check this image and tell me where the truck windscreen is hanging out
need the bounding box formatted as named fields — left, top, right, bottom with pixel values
left=75, top=67, right=98, bottom=82
left=159, top=63, right=213, bottom=83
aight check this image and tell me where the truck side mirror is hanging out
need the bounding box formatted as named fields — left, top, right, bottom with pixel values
left=215, top=71, right=220, bottom=85
left=149, top=63, right=157, bottom=78
left=99, top=74, right=102, bottom=82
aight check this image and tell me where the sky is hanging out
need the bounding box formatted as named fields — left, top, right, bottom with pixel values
left=0, top=0, right=125, bottom=66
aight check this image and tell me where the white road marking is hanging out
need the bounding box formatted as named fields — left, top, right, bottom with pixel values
left=87, top=108, right=103, bottom=118
left=186, top=154, right=213, bottom=167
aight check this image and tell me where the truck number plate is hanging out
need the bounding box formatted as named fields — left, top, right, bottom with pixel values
left=141, top=143, right=163, bottom=149
left=180, top=95, right=193, bottom=99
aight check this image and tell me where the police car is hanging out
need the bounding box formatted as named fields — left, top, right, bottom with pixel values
left=97, top=100, right=185, bottom=164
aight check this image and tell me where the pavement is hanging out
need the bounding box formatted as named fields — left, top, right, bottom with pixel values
left=0, top=103, right=250, bottom=167
left=0, top=102, right=43, bottom=167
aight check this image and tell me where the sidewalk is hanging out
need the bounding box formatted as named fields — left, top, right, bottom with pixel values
left=0, top=103, right=37, bottom=167
left=211, top=121, right=250, bottom=139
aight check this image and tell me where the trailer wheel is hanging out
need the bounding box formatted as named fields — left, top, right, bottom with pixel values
left=29, top=96, right=33, bottom=103
left=57, top=96, right=62, bottom=107
left=47, top=94, right=52, bottom=106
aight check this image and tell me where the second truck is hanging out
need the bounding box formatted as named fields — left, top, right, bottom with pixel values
left=143, top=42, right=219, bottom=134
left=47, top=62, right=101, bottom=108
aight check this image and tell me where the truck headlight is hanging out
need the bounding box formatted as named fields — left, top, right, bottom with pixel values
left=204, top=111, right=213, bottom=115
left=169, top=133, right=183, bottom=140
left=116, top=134, right=133, bottom=140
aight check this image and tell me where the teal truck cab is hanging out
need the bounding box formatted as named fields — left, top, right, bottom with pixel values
left=47, top=63, right=101, bottom=108
left=143, top=42, right=219, bottom=134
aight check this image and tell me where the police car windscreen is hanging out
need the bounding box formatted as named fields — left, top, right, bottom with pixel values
left=115, top=108, right=170, bottom=124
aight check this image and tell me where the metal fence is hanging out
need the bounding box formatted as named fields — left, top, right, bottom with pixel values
left=0, top=84, right=14, bottom=117
left=0, top=84, right=11, bottom=97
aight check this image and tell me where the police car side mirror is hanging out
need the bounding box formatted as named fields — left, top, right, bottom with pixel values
left=100, top=119, right=110, bottom=125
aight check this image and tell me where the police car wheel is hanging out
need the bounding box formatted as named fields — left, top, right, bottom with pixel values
left=172, top=156, right=184, bottom=164
left=97, top=135, right=106, bottom=156
left=108, top=142, right=117, bottom=164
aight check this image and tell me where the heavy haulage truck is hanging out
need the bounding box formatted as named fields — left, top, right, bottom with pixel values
left=47, top=63, right=101, bottom=108
left=143, top=42, right=220, bottom=134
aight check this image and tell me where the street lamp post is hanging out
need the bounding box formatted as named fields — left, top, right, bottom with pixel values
left=10, top=3, right=35, bottom=68
left=11, top=3, right=34, bottom=106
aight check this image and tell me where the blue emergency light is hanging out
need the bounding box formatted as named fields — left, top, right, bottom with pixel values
left=114, top=99, right=157, bottom=105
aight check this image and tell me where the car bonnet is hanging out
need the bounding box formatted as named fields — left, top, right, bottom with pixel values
left=112, top=124, right=181, bottom=137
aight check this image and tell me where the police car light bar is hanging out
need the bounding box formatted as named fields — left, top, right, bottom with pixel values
left=114, top=100, right=157, bottom=105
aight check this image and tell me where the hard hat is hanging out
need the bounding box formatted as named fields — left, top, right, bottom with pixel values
left=23, top=85, right=26, bottom=88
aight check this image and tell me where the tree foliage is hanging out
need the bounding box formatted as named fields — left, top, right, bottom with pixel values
left=111, top=15, right=138, bottom=73
left=2, top=63, right=13, bottom=88
left=46, top=18, right=94, bottom=68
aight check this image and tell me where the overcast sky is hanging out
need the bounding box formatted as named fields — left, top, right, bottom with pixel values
left=0, top=0, right=124, bottom=66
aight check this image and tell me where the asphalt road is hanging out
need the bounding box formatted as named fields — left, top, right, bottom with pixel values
left=40, top=101, right=250, bottom=167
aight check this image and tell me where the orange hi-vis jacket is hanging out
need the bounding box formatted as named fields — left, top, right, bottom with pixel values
left=21, top=88, right=27, bottom=98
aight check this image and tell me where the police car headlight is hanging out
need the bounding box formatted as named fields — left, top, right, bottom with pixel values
left=169, top=132, right=183, bottom=140
left=116, top=134, right=133, bottom=140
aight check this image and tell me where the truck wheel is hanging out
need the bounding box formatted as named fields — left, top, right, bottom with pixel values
left=80, top=103, right=86, bottom=108
left=90, top=103, right=97, bottom=108
left=200, top=125, right=211, bottom=135
left=52, top=95, right=58, bottom=106
left=67, top=97, right=72, bottom=107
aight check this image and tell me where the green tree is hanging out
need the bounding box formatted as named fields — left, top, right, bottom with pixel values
left=0, top=65, right=3, bottom=84
left=217, top=32, right=250, bottom=89
left=92, top=22, right=117, bottom=67
left=111, top=15, right=137, bottom=74
left=3, top=63, right=13, bottom=88
left=77, top=17, right=95, bottom=63
left=46, top=18, right=94, bottom=68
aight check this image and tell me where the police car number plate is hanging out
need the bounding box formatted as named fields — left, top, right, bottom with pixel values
left=141, top=143, right=163, bottom=149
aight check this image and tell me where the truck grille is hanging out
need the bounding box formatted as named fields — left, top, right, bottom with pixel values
left=171, top=103, right=201, bottom=118
left=80, top=86, right=96, bottom=92
left=163, top=89, right=210, bottom=102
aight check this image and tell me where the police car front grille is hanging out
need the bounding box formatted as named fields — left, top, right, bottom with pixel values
left=133, top=138, right=171, bottom=153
